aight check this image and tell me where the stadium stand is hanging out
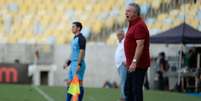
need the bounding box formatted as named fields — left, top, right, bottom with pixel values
left=0, top=0, right=125, bottom=44
left=107, top=0, right=201, bottom=44
left=0, top=0, right=200, bottom=44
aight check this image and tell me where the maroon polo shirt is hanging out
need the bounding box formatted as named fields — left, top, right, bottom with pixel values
left=124, top=17, right=150, bottom=69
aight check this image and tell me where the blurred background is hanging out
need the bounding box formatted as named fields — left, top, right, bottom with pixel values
left=0, top=0, right=201, bottom=101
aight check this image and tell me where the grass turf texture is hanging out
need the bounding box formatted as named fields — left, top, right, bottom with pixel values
left=0, top=84, right=200, bottom=101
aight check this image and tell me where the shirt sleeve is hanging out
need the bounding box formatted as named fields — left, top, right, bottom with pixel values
left=78, top=35, right=86, bottom=50
left=134, top=24, right=146, bottom=40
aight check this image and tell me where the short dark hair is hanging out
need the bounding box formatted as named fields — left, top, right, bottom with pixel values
left=73, top=21, right=82, bottom=31
left=129, top=3, right=141, bottom=16
left=159, top=52, right=165, bottom=58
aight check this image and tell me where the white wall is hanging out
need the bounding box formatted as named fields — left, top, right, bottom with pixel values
left=53, top=43, right=120, bottom=87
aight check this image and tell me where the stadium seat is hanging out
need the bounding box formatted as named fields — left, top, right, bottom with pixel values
left=0, top=0, right=200, bottom=44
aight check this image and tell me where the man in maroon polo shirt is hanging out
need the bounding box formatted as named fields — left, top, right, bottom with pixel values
left=124, top=3, right=150, bottom=101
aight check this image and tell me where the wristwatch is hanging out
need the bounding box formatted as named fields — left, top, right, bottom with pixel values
left=132, top=59, right=137, bottom=63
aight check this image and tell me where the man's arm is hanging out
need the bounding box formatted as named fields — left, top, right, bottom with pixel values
left=63, top=59, right=71, bottom=69
left=128, top=24, right=146, bottom=72
left=76, top=35, right=86, bottom=73
left=77, top=49, right=85, bottom=65
left=128, top=39, right=144, bottom=72
left=133, top=39, right=144, bottom=63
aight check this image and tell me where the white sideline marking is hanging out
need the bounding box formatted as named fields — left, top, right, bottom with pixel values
left=33, top=86, right=55, bottom=101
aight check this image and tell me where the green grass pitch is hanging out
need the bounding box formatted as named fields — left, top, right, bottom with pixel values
left=0, top=84, right=200, bottom=101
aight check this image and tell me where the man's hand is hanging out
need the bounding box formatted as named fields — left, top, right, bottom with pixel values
left=63, top=64, right=68, bottom=69
left=76, top=65, right=81, bottom=73
left=128, top=62, right=137, bottom=72
left=63, top=59, right=71, bottom=69
left=123, top=61, right=128, bottom=69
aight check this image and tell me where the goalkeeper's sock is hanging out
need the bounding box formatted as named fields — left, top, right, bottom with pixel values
left=78, top=86, right=84, bottom=101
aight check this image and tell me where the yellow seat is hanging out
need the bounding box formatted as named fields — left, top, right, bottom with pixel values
left=106, top=33, right=118, bottom=45
left=1, top=0, right=127, bottom=44
left=152, top=0, right=161, bottom=9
